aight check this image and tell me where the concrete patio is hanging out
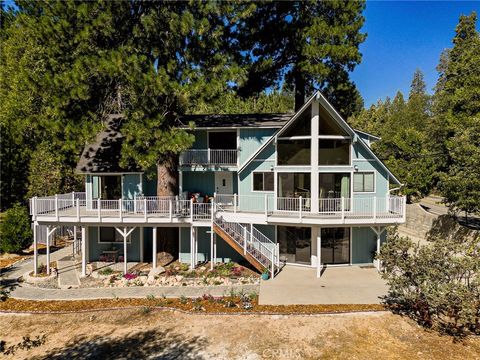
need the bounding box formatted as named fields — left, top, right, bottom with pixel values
left=259, top=265, right=388, bottom=305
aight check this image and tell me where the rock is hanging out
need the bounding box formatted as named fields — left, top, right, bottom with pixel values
left=148, top=266, right=165, bottom=278
left=156, top=252, right=174, bottom=266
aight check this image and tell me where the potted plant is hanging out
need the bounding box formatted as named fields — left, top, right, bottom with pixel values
left=261, top=269, right=270, bottom=280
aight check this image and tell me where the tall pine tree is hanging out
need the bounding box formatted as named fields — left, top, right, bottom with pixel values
left=435, top=12, right=480, bottom=217
left=233, top=0, right=366, bottom=116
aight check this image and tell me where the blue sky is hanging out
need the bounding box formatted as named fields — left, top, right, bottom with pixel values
left=352, top=1, right=480, bottom=107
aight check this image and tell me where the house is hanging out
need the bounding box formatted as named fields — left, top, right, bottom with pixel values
left=29, top=92, right=406, bottom=279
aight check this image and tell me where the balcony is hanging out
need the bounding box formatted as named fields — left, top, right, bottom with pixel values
left=30, top=192, right=405, bottom=226
left=215, top=194, right=406, bottom=224
left=179, top=149, right=238, bottom=166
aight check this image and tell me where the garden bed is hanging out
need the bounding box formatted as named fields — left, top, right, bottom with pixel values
left=85, top=261, right=260, bottom=288
left=0, top=296, right=385, bottom=315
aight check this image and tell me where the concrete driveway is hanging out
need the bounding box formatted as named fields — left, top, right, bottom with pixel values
left=259, top=265, right=388, bottom=305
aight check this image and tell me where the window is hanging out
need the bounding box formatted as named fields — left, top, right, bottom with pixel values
left=318, top=139, right=350, bottom=165
left=98, top=227, right=131, bottom=244
left=277, top=139, right=311, bottom=165
left=353, top=172, right=375, bottom=192
left=319, top=173, right=350, bottom=198
left=281, top=105, right=311, bottom=137
left=318, top=106, right=349, bottom=135
left=253, top=172, right=274, bottom=191
left=277, top=173, right=311, bottom=198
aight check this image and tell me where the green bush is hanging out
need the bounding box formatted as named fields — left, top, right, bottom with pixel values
left=0, top=204, right=32, bottom=254
left=378, top=230, right=480, bottom=337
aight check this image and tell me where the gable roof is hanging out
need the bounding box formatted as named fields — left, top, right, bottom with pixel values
left=178, top=113, right=292, bottom=129
left=354, top=129, right=381, bottom=141
left=76, top=114, right=141, bottom=174
left=238, top=91, right=402, bottom=185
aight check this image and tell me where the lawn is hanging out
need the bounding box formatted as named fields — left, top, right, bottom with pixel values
left=0, top=309, right=479, bottom=359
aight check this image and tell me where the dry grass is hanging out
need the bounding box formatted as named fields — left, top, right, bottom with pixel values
left=0, top=253, right=30, bottom=269
left=0, top=309, right=479, bottom=359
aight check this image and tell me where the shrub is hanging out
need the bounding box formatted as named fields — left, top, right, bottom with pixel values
left=378, top=229, right=480, bottom=337
left=0, top=204, right=32, bottom=254
left=98, top=267, right=114, bottom=276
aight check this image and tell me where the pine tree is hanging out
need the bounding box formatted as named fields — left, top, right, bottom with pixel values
left=434, top=12, right=480, bottom=216
left=233, top=0, right=366, bottom=116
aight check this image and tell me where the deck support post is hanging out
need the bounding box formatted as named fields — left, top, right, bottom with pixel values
left=46, top=226, right=51, bottom=275
left=152, top=227, right=157, bottom=268
left=190, top=226, right=195, bottom=269
left=81, top=227, right=86, bottom=277
left=316, top=229, right=322, bottom=278
left=370, top=226, right=384, bottom=271
left=210, top=226, right=214, bottom=270
left=123, top=227, right=127, bottom=274
left=376, top=234, right=380, bottom=270
left=140, top=228, right=144, bottom=263
left=115, top=227, right=136, bottom=275
left=195, top=226, right=198, bottom=265
left=76, top=199, right=80, bottom=221
left=33, top=222, right=38, bottom=275
left=73, top=225, right=77, bottom=257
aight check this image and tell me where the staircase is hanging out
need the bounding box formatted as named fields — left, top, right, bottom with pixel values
left=213, top=216, right=279, bottom=277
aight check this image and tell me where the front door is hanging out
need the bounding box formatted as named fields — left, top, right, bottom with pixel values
left=214, top=172, right=233, bottom=194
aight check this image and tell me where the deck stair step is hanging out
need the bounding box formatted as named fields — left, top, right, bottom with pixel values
left=213, top=216, right=279, bottom=277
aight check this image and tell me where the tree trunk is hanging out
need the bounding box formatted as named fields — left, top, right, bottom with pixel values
left=155, top=154, right=179, bottom=261
left=294, top=70, right=306, bottom=111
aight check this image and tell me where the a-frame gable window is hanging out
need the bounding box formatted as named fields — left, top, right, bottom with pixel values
left=318, top=106, right=349, bottom=136
left=317, top=104, right=351, bottom=165
left=279, top=105, right=311, bottom=138
left=277, top=104, right=312, bottom=165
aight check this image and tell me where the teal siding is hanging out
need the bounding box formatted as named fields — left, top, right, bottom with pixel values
left=143, top=168, right=157, bottom=196
left=88, top=227, right=141, bottom=262
left=122, top=174, right=142, bottom=199
left=239, top=128, right=277, bottom=164
left=182, top=171, right=216, bottom=195
left=192, top=130, right=208, bottom=149
left=179, top=227, right=242, bottom=264
left=253, top=224, right=276, bottom=242
left=351, top=227, right=386, bottom=264
left=238, top=144, right=275, bottom=211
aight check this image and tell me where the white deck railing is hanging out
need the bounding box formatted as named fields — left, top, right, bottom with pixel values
left=30, top=193, right=405, bottom=223
left=179, top=149, right=238, bottom=166
left=214, top=214, right=278, bottom=276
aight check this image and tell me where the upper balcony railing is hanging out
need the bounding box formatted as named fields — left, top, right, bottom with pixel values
left=179, top=149, right=238, bottom=166
left=30, top=192, right=405, bottom=224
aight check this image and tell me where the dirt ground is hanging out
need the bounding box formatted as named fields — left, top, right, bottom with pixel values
left=1, top=310, right=479, bottom=359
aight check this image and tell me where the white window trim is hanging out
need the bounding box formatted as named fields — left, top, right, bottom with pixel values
left=277, top=135, right=311, bottom=140
left=252, top=171, right=275, bottom=192
left=97, top=227, right=132, bottom=244
left=353, top=171, right=376, bottom=194
left=318, top=135, right=351, bottom=140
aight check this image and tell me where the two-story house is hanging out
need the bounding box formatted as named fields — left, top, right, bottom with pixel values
left=30, top=92, right=405, bottom=279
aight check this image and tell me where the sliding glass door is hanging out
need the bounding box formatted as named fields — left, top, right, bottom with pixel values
left=321, top=227, right=350, bottom=265
left=277, top=226, right=311, bottom=265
